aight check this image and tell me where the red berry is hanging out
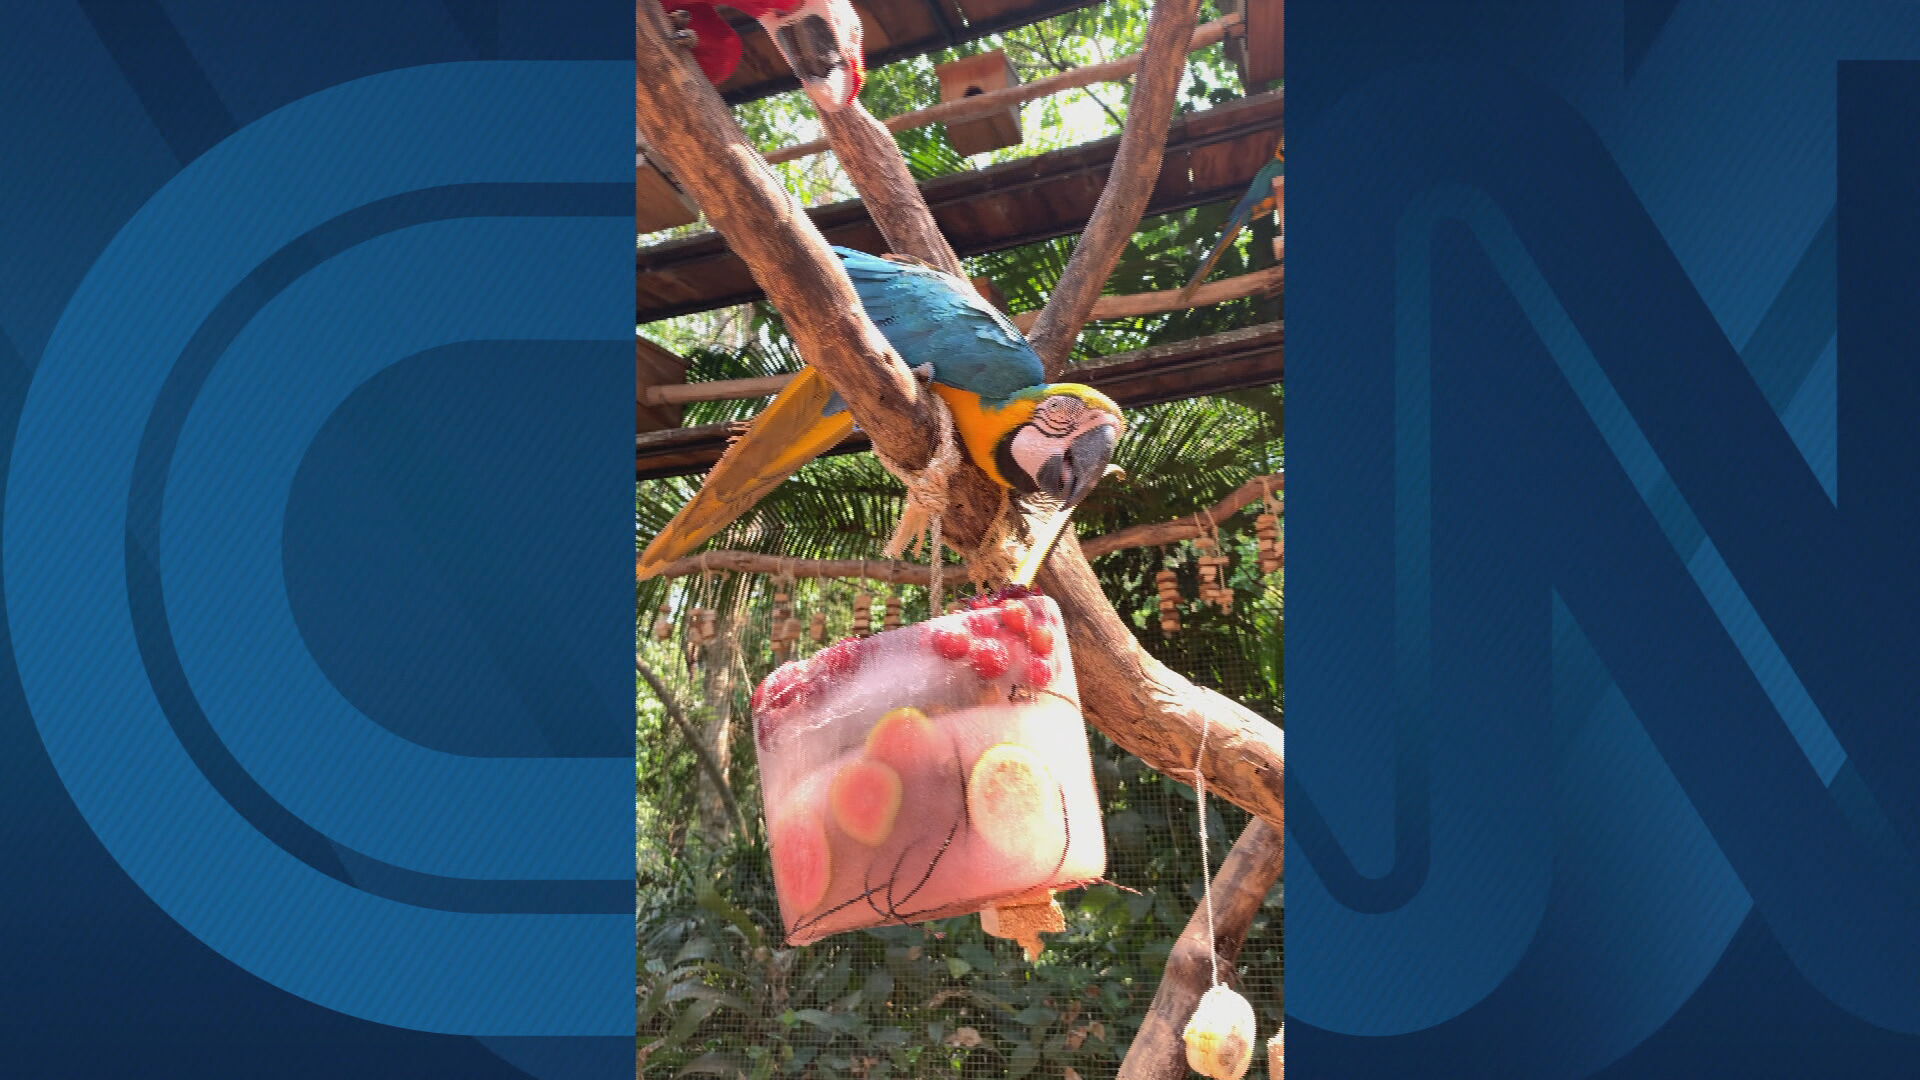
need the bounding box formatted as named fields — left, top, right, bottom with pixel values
left=930, top=626, right=971, bottom=660
left=967, top=594, right=995, bottom=610
left=821, top=638, right=863, bottom=676
left=756, top=662, right=807, bottom=713
left=999, top=600, right=1030, bottom=634
left=1027, top=623, right=1055, bottom=657
left=966, top=611, right=1000, bottom=637
left=1025, top=657, right=1053, bottom=687
left=969, top=638, right=1011, bottom=680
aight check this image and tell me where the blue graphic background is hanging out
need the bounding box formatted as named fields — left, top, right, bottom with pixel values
left=0, top=4, right=633, bottom=1078
left=1290, top=3, right=1920, bottom=1075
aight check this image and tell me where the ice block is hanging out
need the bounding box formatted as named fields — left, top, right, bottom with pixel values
left=751, top=591, right=1106, bottom=946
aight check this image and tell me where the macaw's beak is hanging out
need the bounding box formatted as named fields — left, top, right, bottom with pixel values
left=1037, top=420, right=1119, bottom=508
left=772, top=14, right=863, bottom=111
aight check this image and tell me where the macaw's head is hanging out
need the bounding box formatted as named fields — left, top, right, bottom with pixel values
left=759, top=0, right=865, bottom=112
left=997, top=385, right=1125, bottom=509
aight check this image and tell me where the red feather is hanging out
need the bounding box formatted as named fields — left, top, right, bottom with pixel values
left=660, top=1, right=744, bottom=86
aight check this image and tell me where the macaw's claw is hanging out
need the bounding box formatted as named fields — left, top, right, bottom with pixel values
left=667, top=7, right=693, bottom=29
left=670, top=29, right=699, bottom=46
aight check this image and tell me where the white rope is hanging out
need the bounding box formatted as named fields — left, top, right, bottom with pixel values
left=1194, top=706, right=1220, bottom=987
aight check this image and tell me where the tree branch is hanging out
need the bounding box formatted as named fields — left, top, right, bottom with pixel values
left=1010, top=263, right=1282, bottom=333
left=818, top=103, right=966, bottom=277
left=1025, top=0, right=1204, bottom=373
left=1118, top=818, right=1284, bottom=1080
left=1083, top=472, right=1281, bottom=557
left=636, top=2, right=939, bottom=473
left=1038, top=533, right=1285, bottom=830
left=636, top=652, right=750, bottom=837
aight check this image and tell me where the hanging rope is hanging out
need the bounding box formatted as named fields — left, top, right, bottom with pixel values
left=874, top=393, right=962, bottom=609
left=1193, top=704, right=1220, bottom=988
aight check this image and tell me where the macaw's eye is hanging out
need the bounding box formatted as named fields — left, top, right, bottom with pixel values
left=1031, top=395, right=1086, bottom=437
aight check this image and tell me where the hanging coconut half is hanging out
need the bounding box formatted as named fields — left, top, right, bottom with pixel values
left=1183, top=983, right=1257, bottom=1080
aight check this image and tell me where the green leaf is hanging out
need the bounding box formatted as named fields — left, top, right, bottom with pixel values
left=1006, top=1042, right=1041, bottom=1080
left=1012, top=1005, right=1057, bottom=1028
left=945, top=957, right=972, bottom=979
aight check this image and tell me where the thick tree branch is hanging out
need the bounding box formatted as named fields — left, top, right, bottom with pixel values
left=818, top=104, right=966, bottom=277
left=1083, top=472, right=1281, bottom=557
left=1026, top=0, right=1204, bottom=373
left=1118, top=818, right=1284, bottom=1080
left=1039, top=533, right=1285, bottom=829
left=636, top=3, right=938, bottom=473
left=636, top=652, right=750, bottom=836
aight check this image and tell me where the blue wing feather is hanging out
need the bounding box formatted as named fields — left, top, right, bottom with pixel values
left=833, top=246, right=1045, bottom=403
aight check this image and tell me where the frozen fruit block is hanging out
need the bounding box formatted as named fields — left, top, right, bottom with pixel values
left=753, top=591, right=1106, bottom=946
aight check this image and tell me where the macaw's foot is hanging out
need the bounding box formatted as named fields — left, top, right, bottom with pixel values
left=666, top=6, right=697, bottom=46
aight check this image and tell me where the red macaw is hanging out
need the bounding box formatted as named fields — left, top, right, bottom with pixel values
left=660, top=0, right=866, bottom=112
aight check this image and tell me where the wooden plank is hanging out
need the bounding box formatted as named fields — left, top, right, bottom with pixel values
left=635, top=337, right=689, bottom=433
left=638, top=91, right=1283, bottom=322
left=1242, top=0, right=1281, bottom=87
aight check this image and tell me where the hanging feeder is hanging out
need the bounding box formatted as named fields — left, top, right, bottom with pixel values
left=652, top=605, right=673, bottom=641
left=1184, top=983, right=1258, bottom=1080
left=809, top=610, right=828, bottom=644
left=882, top=592, right=903, bottom=632
left=851, top=589, right=874, bottom=638
left=1156, top=566, right=1182, bottom=636
left=749, top=587, right=1106, bottom=952
left=690, top=606, right=718, bottom=644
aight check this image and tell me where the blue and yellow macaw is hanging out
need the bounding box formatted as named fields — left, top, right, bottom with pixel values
left=1181, top=138, right=1283, bottom=298
left=635, top=246, right=1125, bottom=579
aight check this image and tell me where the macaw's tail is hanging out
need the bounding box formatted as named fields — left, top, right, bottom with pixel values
left=636, top=366, right=854, bottom=579
left=1179, top=221, right=1245, bottom=300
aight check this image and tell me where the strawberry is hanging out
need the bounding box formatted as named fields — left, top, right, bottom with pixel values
left=966, top=611, right=1001, bottom=637
left=968, top=637, right=1011, bottom=680
left=930, top=626, right=972, bottom=661
left=820, top=637, right=863, bottom=677
left=1027, top=623, right=1055, bottom=657
left=755, top=661, right=807, bottom=714
left=998, top=600, right=1030, bottom=634
left=1024, top=657, right=1053, bottom=688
